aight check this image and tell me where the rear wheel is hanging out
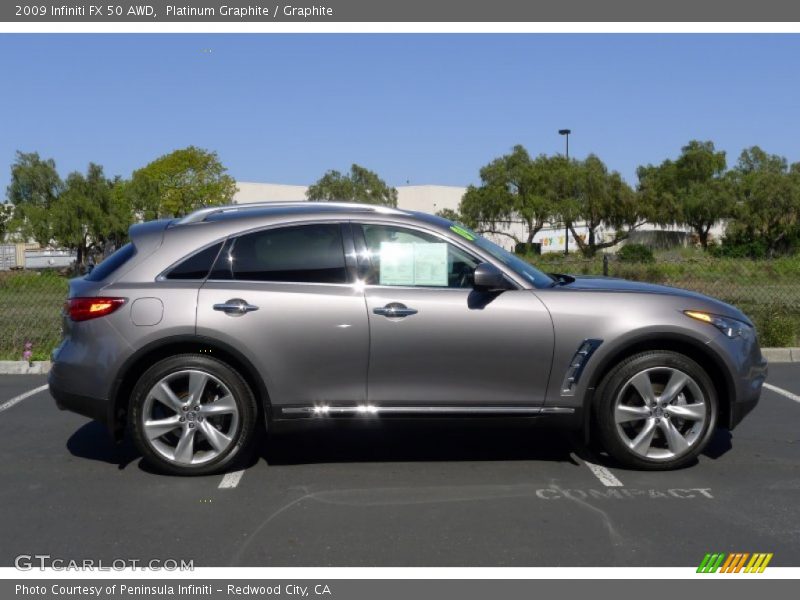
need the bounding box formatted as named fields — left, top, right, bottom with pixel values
left=130, top=354, right=257, bottom=476
left=595, top=351, right=717, bottom=470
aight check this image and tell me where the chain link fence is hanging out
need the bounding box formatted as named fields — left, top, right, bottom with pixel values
left=1, top=253, right=799, bottom=361
left=0, top=270, right=68, bottom=361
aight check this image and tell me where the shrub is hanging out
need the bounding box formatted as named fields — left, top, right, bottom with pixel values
left=753, top=311, right=800, bottom=347
left=617, top=244, right=655, bottom=264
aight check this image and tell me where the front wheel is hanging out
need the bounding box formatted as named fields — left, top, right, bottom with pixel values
left=129, top=354, right=258, bottom=476
left=595, top=351, right=717, bottom=470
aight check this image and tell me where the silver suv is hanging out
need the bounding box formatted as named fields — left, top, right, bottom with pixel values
left=49, top=202, right=767, bottom=475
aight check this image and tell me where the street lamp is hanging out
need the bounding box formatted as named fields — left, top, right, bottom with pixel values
left=558, top=128, right=571, bottom=255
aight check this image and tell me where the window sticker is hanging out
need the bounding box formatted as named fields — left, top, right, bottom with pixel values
left=379, top=242, right=449, bottom=286
left=379, top=242, right=415, bottom=285
left=413, top=243, right=448, bottom=286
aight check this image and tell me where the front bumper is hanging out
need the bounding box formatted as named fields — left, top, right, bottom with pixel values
left=728, top=354, right=768, bottom=429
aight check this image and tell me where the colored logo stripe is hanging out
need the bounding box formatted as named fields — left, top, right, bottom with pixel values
left=697, top=553, right=772, bottom=573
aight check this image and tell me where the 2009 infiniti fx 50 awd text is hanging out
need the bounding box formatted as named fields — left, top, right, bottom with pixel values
left=49, top=202, right=767, bottom=475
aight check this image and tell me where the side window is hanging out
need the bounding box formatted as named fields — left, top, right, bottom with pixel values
left=166, top=242, right=223, bottom=280
left=221, top=223, right=347, bottom=284
left=357, top=224, right=479, bottom=288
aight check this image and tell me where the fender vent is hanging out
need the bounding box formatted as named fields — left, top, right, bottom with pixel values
left=561, top=339, right=603, bottom=396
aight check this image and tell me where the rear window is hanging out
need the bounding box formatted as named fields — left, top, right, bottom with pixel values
left=166, top=242, right=223, bottom=280
left=85, top=243, right=135, bottom=282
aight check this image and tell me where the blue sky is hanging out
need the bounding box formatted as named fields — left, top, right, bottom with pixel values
left=0, top=34, right=798, bottom=195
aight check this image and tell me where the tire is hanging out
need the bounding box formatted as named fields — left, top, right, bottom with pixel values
left=594, top=350, right=717, bottom=471
left=129, top=354, right=258, bottom=476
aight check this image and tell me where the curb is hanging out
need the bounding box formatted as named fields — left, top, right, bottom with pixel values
left=0, top=361, right=52, bottom=375
left=0, top=349, right=798, bottom=375
left=760, top=348, right=800, bottom=363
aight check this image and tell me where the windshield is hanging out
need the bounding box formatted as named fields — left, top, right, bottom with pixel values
left=447, top=223, right=555, bottom=288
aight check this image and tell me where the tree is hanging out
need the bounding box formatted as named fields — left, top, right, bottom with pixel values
left=129, top=147, right=237, bottom=219
left=567, top=155, right=642, bottom=256
left=6, top=151, right=63, bottom=246
left=727, top=147, right=800, bottom=255
left=637, top=140, right=729, bottom=249
left=50, top=164, right=134, bottom=265
left=0, top=203, right=13, bottom=241
left=459, top=146, right=554, bottom=248
left=306, top=164, right=398, bottom=207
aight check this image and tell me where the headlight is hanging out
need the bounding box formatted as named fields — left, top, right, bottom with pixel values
left=684, top=310, right=753, bottom=339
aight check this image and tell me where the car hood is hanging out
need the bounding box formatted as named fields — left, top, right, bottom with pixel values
left=552, top=275, right=751, bottom=324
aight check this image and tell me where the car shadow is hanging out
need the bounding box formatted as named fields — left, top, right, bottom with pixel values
left=66, top=421, right=140, bottom=470
left=262, top=419, right=580, bottom=466
left=702, top=428, right=733, bottom=459
left=66, top=418, right=733, bottom=473
left=66, top=418, right=582, bottom=472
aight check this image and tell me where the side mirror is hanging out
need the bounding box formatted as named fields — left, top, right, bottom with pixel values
left=473, top=262, right=509, bottom=292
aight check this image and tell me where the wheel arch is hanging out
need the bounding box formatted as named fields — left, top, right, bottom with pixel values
left=582, top=332, right=735, bottom=438
left=108, top=335, right=271, bottom=440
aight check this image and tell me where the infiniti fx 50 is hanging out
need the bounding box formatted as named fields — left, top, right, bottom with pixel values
left=49, top=202, right=767, bottom=475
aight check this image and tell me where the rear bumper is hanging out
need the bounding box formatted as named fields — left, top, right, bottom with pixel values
left=49, top=367, right=112, bottom=428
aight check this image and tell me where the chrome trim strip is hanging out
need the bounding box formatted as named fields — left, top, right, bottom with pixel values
left=281, top=405, right=575, bottom=416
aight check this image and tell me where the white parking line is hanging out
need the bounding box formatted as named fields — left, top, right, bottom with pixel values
left=218, top=469, right=245, bottom=489
left=763, top=383, right=800, bottom=404
left=581, top=459, right=624, bottom=487
left=0, top=384, right=49, bottom=414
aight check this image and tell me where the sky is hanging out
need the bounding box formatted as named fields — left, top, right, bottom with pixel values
left=0, top=34, right=798, bottom=195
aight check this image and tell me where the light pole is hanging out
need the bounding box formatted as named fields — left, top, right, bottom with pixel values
left=559, top=128, right=571, bottom=255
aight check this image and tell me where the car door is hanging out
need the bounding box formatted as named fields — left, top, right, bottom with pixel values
left=354, top=222, right=554, bottom=407
left=196, top=221, right=369, bottom=408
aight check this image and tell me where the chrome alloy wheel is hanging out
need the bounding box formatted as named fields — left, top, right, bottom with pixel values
left=141, top=369, right=240, bottom=465
left=613, top=366, right=709, bottom=460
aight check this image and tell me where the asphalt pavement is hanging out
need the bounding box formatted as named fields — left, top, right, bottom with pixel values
left=0, top=366, right=798, bottom=567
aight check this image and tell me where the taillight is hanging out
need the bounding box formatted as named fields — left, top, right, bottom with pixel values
left=67, top=297, right=126, bottom=322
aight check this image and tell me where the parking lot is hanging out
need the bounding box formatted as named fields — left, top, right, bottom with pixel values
left=1, top=364, right=798, bottom=567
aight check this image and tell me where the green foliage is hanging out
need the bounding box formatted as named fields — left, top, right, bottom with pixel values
left=461, top=147, right=642, bottom=256
left=6, top=151, right=64, bottom=246
left=49, top=164, right=134, bottom=264
left=307, top=164, right=398, bottom=207
left=637, top=140, right=730, bottom=249
left=567, top=154, right=640, bottom=256
left=724, top=146, right=800, bottom=256
left=129, top=146, right=237, bottom=219
left=753, top=310, right=799, bottom=347
left=617, top=243, right=655, bottom=263
left=0, top=270, right=68, bottom=361
left=0, top=203, right=12, bottom=240
left=460, top=145, right=557, bottom=248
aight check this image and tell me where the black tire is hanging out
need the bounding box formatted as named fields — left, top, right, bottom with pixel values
left=594, top=350, right=718, bottom=471
left=129, top=354, right=258, bottom=476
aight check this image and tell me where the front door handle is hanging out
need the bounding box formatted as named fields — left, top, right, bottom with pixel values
left=213, top=298, right=259, bottom=316
left=373, top=302, right=418, bottom=318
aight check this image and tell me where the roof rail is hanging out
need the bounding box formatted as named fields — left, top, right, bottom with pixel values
left=172, top=201, right=405, bottom=225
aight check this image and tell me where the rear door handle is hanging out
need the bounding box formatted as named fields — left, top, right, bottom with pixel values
left=213, top=298, right=259, bottom=316
left=373, top=302, right=418, bottom=318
